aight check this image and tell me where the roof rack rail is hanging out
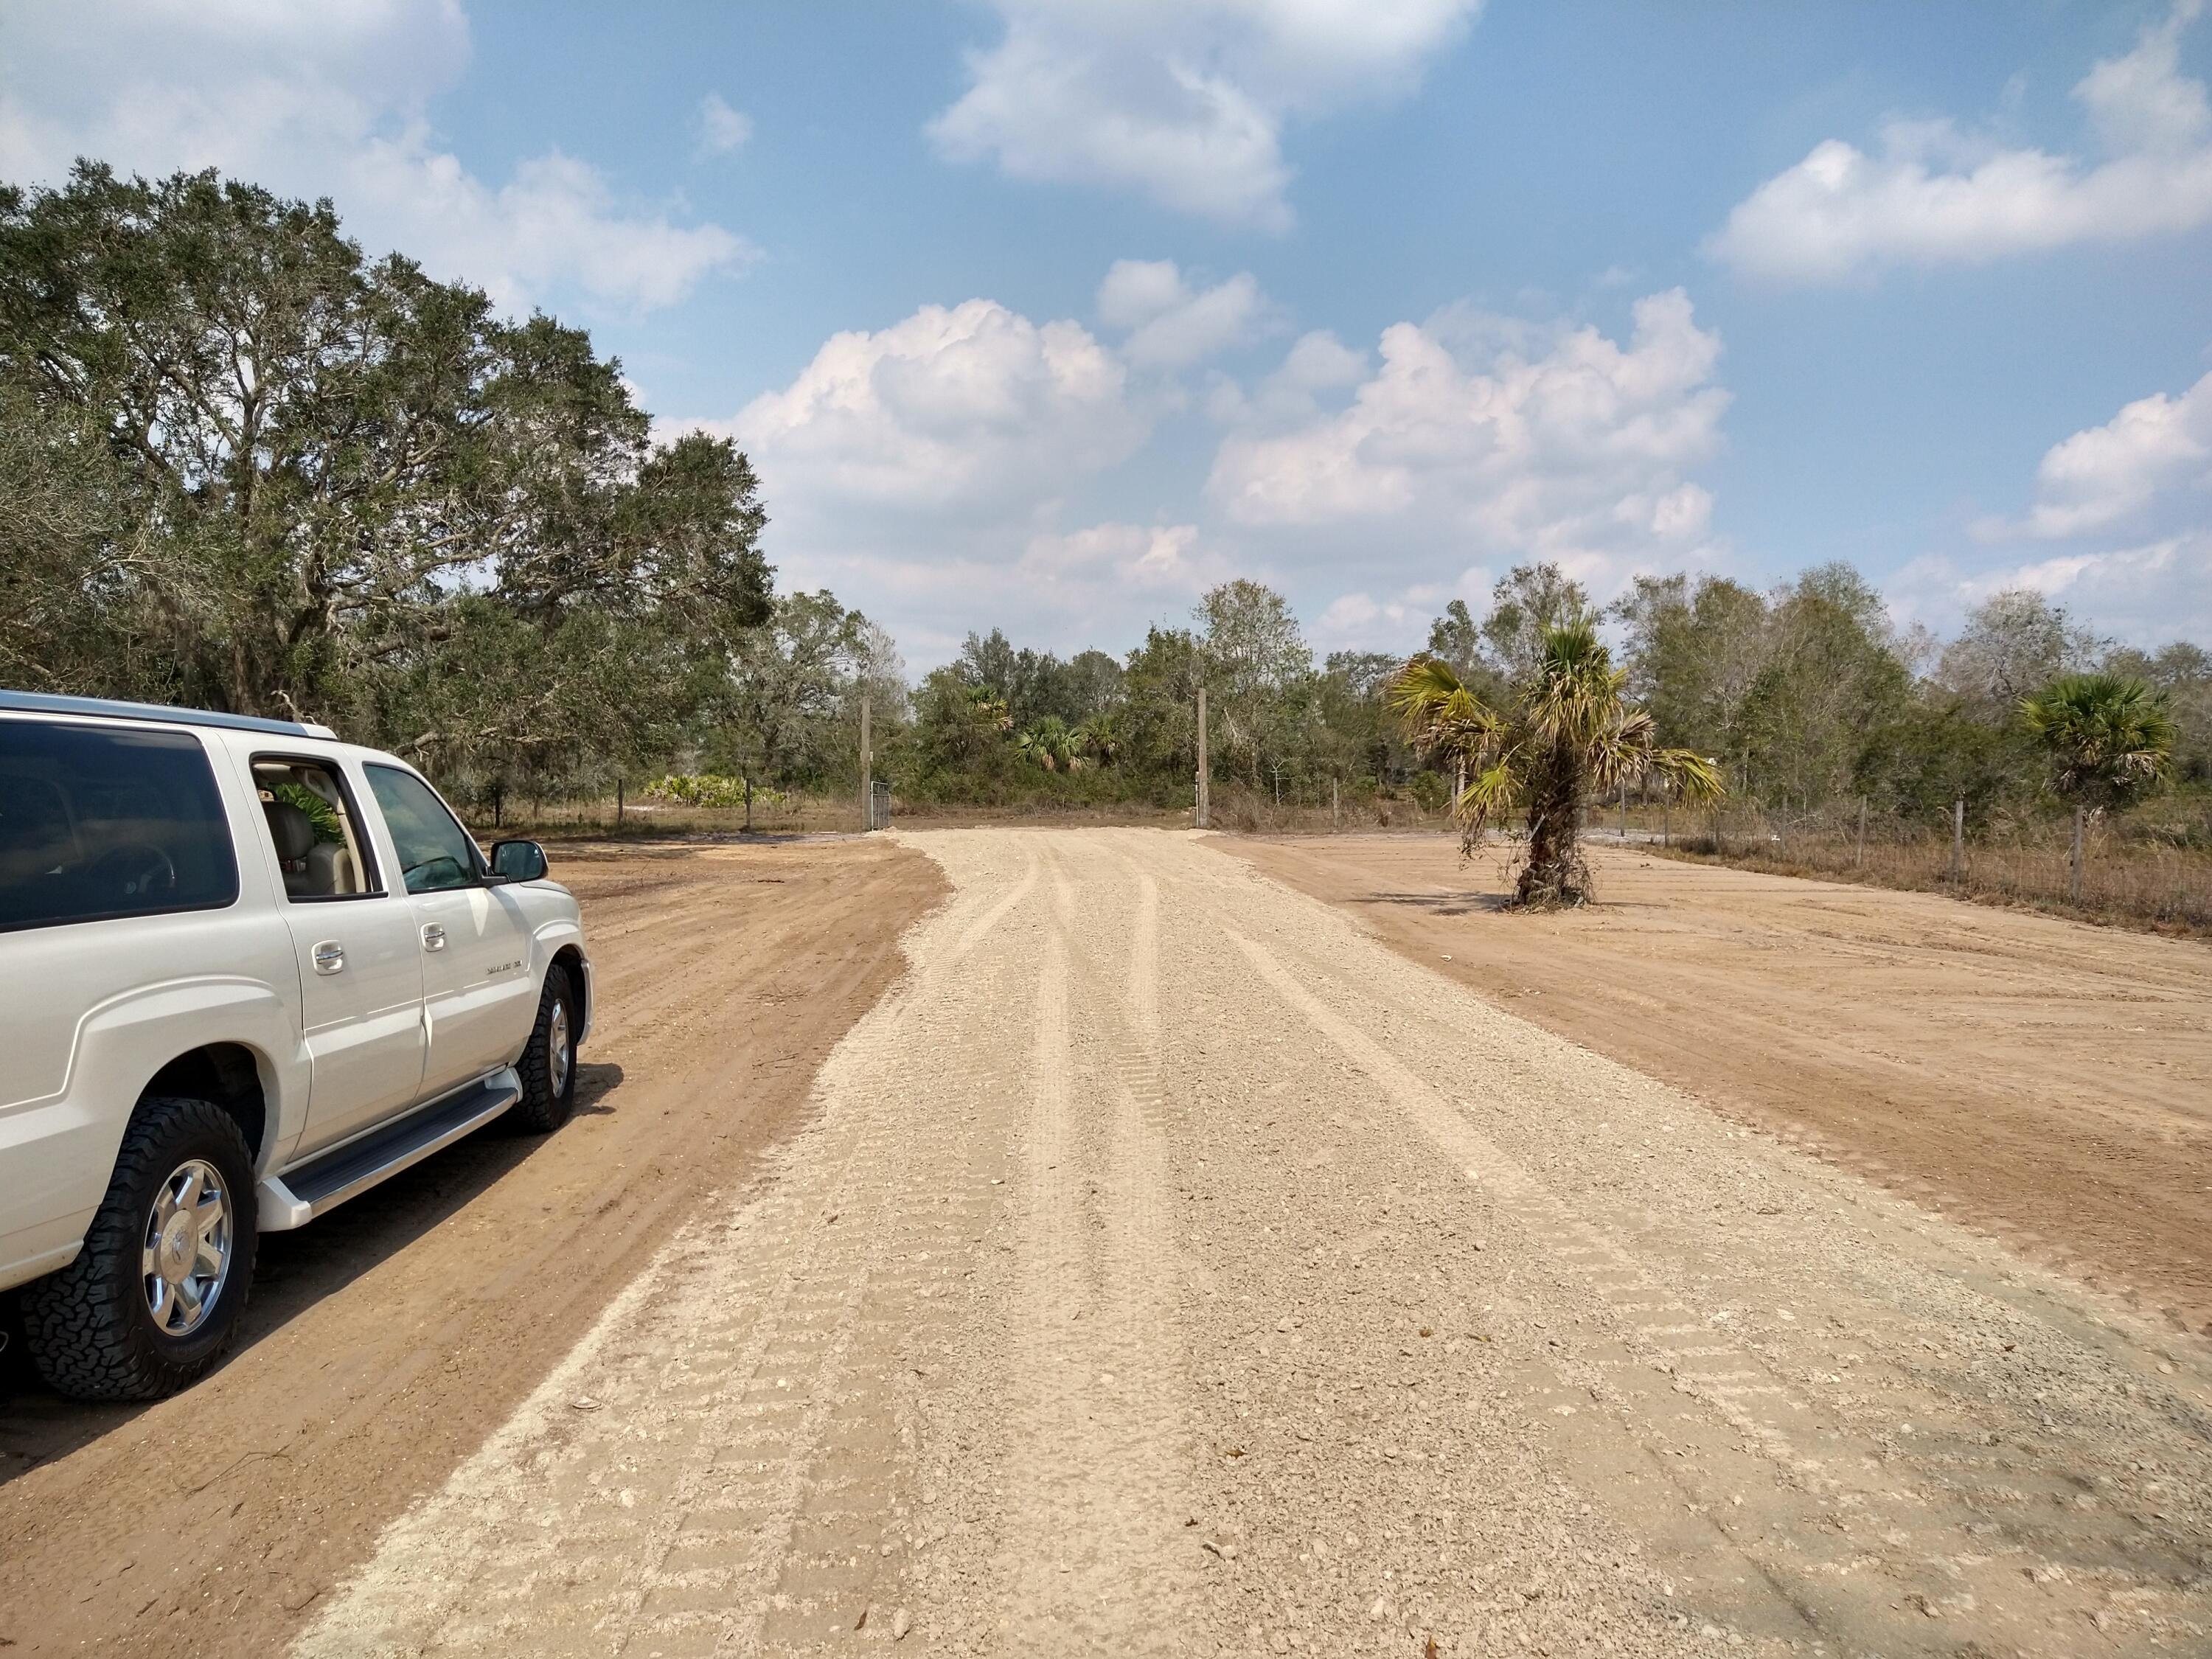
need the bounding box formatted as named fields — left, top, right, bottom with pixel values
left=0, top=689, right=340, bottom=741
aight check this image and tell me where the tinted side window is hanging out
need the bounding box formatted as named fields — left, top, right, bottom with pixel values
left=365, top=766, right=479, bottom=894
left=0, top=720, right=239, bottom=932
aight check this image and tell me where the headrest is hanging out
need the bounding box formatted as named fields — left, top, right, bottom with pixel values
left=264, top=800, right=316, bottom=861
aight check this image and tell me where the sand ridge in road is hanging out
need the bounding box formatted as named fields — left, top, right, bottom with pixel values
left=296, top=829, right=2212, bottom=1658
left=1231, top=833, right=2212, bottom=1335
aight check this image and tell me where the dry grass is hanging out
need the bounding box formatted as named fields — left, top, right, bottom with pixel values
left=466, top=791, right=861, bottom=839
left=469, top=790, right=1194, bottom=839
left=1621, top=808, right=2212, bottom=936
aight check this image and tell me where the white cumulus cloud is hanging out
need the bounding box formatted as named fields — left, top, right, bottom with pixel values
left=1023, top=521, right=1214, bottom=594
left=926, top=0, right=1483, bottom=230
left=1206, top=289, right=1731, bottom=591
left=715, top=298, right=1162, bottom=657
left=1096, top=258, right=1276, bottom=366
left=731, top=299, right=1144, bottom=512
left=1912, top=362, right=2212, bottom=642
left=696, top=93, right=754, bottom=156
left=0, top=0, right=751, bottom=314
left=1990, top=367, right=2212, bottom=540
left=1708, top=3, right=2212, bottom=282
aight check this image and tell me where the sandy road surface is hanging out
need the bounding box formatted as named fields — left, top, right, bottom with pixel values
left=0, top=836, right=945, bottom=1658
left=288, top=829, right=2211, bottom=1658
left=1234, top=835, right=2212, bottom=1336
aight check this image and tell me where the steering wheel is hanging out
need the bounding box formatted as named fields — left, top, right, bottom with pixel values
left=88, top=842, right=178, bottom=900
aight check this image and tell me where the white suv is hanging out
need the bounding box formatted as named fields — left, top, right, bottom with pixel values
left=0, top=692, right=592, bottom=1399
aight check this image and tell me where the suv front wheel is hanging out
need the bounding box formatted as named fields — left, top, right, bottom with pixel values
left=21, top=1096, right=259, bottom=1401
left=509, top=963, right=580, bottom=1134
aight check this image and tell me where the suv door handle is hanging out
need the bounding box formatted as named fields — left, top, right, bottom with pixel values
left=311, top=941, right=346, bottom=975
left=421, top=924, right=447, bottom=953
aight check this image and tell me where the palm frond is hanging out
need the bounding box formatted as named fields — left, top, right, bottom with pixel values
left=1646, top=746, right=1725, bottom=803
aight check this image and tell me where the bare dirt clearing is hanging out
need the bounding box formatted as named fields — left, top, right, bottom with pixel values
left=279, top=830, right=2208, bottom=1658
left=0, top=835, right=945, bottom=1658
left=1235, top=832, right=2212, bottom=1338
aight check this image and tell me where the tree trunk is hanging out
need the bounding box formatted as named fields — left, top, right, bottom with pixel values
left=1516, top=745, right=1588, bottom=907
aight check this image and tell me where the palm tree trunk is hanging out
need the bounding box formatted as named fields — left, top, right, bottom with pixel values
left=1517, top=745, right=1587, bottom=906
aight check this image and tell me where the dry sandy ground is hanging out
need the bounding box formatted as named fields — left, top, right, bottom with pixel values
left=242, top=828, right=2212, bottom=1658
left=1234, top=834, right=2212, bottom=1338
left=0, top=835, right=946, bottom=1658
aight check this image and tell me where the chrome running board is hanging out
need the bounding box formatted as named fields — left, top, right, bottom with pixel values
left=257, top=1066, right=522, bottom=1231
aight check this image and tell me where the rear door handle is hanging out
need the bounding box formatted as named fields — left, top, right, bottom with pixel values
left=421, top=924, right=447, bottom=953
left=311, top=941, right=345, bottom=975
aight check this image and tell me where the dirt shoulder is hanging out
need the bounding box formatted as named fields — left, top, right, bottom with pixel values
left=1228, top=832, right=2212, bottom=1335
left=0, top=835, right=945, bottom=1659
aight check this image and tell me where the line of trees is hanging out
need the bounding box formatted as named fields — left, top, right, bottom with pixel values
left=5, top=164, right=2203, bottom=849
left=876, top=563, right=2208, bottom=844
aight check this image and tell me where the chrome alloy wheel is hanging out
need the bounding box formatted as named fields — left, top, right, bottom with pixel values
left=549, top=996, right=572, bottom=1097
left=141, top=1158, right=233, bottom=1337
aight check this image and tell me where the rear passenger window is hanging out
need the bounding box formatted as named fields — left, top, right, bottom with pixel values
left=251, top=757, right=381, bottom=900
left=0, top=720, right=239, bottom=932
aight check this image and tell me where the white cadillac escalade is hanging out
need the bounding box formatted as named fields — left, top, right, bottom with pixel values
left=0, top=692, right=592, bottom=1400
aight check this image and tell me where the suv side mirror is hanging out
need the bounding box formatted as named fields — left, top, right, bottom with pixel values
left=489, top=839, right=548, bottom=883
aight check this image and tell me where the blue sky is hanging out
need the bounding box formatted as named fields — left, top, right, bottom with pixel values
left=5, top=1, right=2211, bottom=667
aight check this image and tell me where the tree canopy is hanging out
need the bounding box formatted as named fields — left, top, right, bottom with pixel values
left=0, top=164, right=771, bottom=789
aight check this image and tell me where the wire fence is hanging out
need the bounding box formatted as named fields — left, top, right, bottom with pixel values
left=457, top=769, right=2212, bottom=938
left=463, top=788, right=862, bottom=839
left=1607, top=802, right=2212, bottom=936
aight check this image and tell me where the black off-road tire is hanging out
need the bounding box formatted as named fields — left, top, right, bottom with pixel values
left=21, top=1096, right=258, bottom=1402
left=509, top=963, right=579, bottom=1134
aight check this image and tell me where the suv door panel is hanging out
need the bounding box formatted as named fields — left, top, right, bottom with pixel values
left=361, top=765, right=535, bottom=1100
left=237, top=751, right=428, bottom=1159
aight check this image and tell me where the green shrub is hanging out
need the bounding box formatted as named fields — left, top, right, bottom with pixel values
left=268, top=781, right=342, bottom=843
left=641, top=773, right=790, bottom=811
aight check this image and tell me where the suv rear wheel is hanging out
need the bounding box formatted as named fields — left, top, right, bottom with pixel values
left=21, top=1096, right=258, bottom=1401
left=509, top=963, right=579, bottom=1133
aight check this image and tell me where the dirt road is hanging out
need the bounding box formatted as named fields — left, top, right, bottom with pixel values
left=1234, top=833, right=2212, bottom=1336
left=253, top=829, right=2211, bottom=1658
left=0, top=836, right=945, bottom=1658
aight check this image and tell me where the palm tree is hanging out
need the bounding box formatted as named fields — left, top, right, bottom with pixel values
left=1016, top=715, right=1075, bottom=772
left=1389, top=621, right=1724, bottom=907
left=2020, top=672, right=2177, bottom=902
left=1074, top=713, right=1123, bottom=767
left=967, top=685, right=1013, bottom=733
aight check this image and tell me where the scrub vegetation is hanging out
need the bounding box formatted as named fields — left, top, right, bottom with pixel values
left=4, top=164, right=2203, bottom=917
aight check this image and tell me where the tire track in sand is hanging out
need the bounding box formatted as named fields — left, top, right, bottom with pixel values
left=1200, top=860, right=2211, bottom=1655
left=288, top=841, right=1037, bottom=1659
left=990, top=842, right=1197, bottom=1654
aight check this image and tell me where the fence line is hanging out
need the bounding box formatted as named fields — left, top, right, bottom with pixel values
left=1618, top=803, right=2212, bottom=935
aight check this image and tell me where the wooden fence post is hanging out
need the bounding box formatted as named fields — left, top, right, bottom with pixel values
left=2070, top=804, right=2085, bottom=904
left=1332, top=776, right=1340, bottom=833
left=1194, top=685, right=1209, bottom=829
left=743, top=775, right=754, bottom=834
left=1618, top=777, right=1628, bottom=841
left=616, top=776, right=624, bottom=830
left=1951, top=798, right=1964, bottom=883
left=860, top=696, right=873, bottom=831
left=1856, top=796, right=1867, bottom=869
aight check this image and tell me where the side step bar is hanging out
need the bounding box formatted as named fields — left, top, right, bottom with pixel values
left=256, top=1067, right=522, bottom=1231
